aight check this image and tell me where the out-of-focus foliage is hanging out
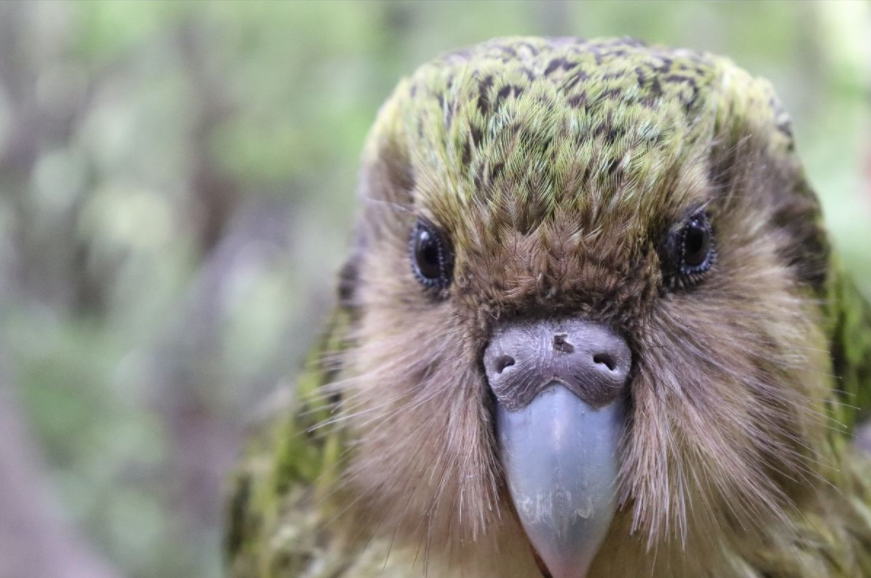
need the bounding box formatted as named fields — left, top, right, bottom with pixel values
left=0, top=2, right=867, bottom=578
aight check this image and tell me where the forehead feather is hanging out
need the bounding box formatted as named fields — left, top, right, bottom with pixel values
left=365, top=37, right=795, bottom=245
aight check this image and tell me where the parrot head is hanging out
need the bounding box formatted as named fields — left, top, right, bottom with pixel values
left=329, top=37, right=844, bottom=577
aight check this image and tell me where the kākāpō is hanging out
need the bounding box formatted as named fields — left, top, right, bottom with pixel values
left=224, top=37, right=871, bottom=578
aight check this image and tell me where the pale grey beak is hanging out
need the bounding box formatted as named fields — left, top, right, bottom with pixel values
left=497, top=384, right=624, bottom=578
left=483, top=318, right=630, bottom=578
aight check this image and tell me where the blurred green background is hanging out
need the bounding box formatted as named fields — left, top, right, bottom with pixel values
left=0, top=2, right=868, bottom=578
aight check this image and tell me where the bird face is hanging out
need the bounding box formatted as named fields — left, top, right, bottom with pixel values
left=334, top=38, right=835, bottom=577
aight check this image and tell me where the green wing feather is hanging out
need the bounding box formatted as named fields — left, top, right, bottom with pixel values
left=827, top=259, right=871, bottom=431
left=224, top=308, right=352, bottom=578
left=738, top=449, right=871, bottom=578
left=712, top=262, right=871, bottom=577
left=224, top=309, right=424, bottom=578
left=741, top=262, right=871, bottom=578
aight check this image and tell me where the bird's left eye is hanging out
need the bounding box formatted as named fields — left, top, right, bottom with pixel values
left=662, top=209, right=716, bottom=289
left=409, top=220, right=453, bottom=290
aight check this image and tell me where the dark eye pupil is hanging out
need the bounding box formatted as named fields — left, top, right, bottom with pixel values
left=663, top=210, right=714, bottom=289
left=682, top=218, right=711, bottom=268
left=415, top=229, right=441, bottom=279
left=409, top=220, right=453, bottom=290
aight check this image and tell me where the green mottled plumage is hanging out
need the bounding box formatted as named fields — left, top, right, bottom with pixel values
left=225, top=37, right=871, bottom=578
left=365, top=37, right=794, bottom=253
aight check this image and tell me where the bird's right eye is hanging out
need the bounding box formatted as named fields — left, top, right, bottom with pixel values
left=678, top=211, right=715, bottom=277
left=409, top=220, right=453, bottom=290
left=660, top=209, right=716, bottom=291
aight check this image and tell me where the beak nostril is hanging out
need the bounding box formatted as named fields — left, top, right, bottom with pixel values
left=552, top=333, right=574, bottom=354
left=494, top=355, right=516, bottom=374
left=593, top=353, right=617, bottom=372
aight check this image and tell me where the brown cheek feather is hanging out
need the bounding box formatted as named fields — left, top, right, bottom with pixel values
left=596, top=154, right=833, bottom=574
left=327, top=233, right=538, bottom=575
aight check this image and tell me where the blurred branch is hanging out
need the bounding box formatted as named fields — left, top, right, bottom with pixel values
left=0, top=3, right=116, bottom=316
left=178, top=19, right=239, bottom=257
